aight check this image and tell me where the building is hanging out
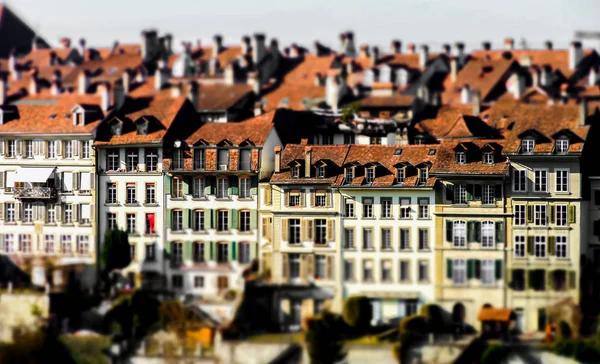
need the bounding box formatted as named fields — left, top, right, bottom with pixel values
left=0, top=5, right=49, bottom=57
left=163, top=113, right=282, bottom=298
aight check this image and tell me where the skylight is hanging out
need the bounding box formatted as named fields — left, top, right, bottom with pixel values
left=428, top=149, right=436, bottom=155
left=49, top=114, right=57, bottom=119
left=394, top=148, right=402, bottom=155
left=108, top=67, right=118, bottom=75
left=280, top=97, right=290, bottom=107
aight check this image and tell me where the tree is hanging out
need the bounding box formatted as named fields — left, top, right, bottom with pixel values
left=420, top=304, right=446, bottom=334
left=304, top=312, right=348, bottom=364
left=340, top=103, right=359, bottom=123
left=342, top=296, right=372, bottom=331
left=100, top=229, right=131, bottom=273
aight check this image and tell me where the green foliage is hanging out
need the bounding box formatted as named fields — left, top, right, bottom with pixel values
left=60, top=334, right=111, bottom=364
left=557, top=320, right=572, bottom=340
left=419, top=304, right=445, bottom=334
left=340, top=103, right=360, bottom=123
left=163, top=341, right=177, bottom=356
left=100, top=229, right=131, bottom=273
left=400, top=315, right=429, bottom=335
left=31, top=303, right=43, bottom=318
left=304, top=311, right=348, bottom=364
left=342, top=296, right=372, bottom=330
left=104, top=291, right=161, bottom=342
left=481, top=344, right=510, bottom=364
left=552, top=338, right=600, bottom=363
left=224, top=289, right=237, bottom=301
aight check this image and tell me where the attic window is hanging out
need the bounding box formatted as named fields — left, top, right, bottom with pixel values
left=344, top=167, right=354, bottom=184
left=65, top=113, right=71, bottom=119
left=418, top=166, right=428, bottom=185
left=73, top=111, right=84, bottom=126
left=365, top=167, right=375, bottom=184
left=316, top=164, right=326, bottom=179
left=483, top=152, right=494, bottom=164
left=428, top=149, right=436, bottom=156
left=521, top=139, right=535, bottom=154
left=49, top=114, right=57, bottom=119
left=395, top=167, right=405, bottom=185
left=291, top=164, right=300, bottom=179
left=455, top=152, right=466, bottom=164
left=280, top=97, right=290, bottom=107
left=137, top=120, right=149, bottom=135
left=394, top=148, right=402, bottom=156
left=301, top=98, right=310, bottom=107
left=111, top=122, right=123, bottom=136
left=555, top=139, right=569, bottom=154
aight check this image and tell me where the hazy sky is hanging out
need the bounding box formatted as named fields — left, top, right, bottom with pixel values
left=8, top=0, right=600, bottom=52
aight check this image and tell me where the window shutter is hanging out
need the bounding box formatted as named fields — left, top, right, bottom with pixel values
left=43, top=141, right=48, bottom=157
left=549, top=205, right=555, bottom=224
left=34, top=140, right=40, bottom=156
left=230, top=241, right=237, bottom=261
left=495, top=260, right=502, bottom=280
left=306, top=254, right=314, bottom=278
left=56, top=140, right=62, bottom=156
left=230, top=209, right=238, bottom=230
left=282, top=218, right=288, bottom=241
left=283, top=190, right=289, bottom=207
left=204, top=178, right=212, bottom=196
left=203, top=242, right=211, bottom=262
left=16, top=140, right=22, bottom=156
left=183, top=177, right=190, bottom=195
left=326, top=219, right=334, bottom=241
left=496, top=221, right=504, bottom=243
left=282, top=254, right=289, bottom=280
left=595, top=220, right=600, bottom=237
left=210, top=242, right=215, bottom=260
left=527, top=205, right=533, bottom=223
left=0, top=140, right=4, bottom=155
left=0, top=171, right=4, bottom=189
left=74, top=203, right=79, bottom=223
left=568, top=271, right=576, bottom=289
left=300, top=190, right=305, bottom=206
left=73, top=172, right=80, bottom=191
left=55, top=204, right=62, bottom=222
left=164, top=175, right=171, bottom=195
left=326, top=191, right=332, bottom=208
left=165, top=209, right=172, bottom=228
left=527, top=270, right=534, bottom=289
left=210, top=209, right=215, bottom=229
left=466, top=184, right=473, bottom=201
left=16, top=202, right=22, bottom=221
left=548, top=236, right=555, bottom=256
left=445, top=184, right=454, bottom=201
left=183, top=209, right=190, bottom=229
left=72, top=140, right=79, bottom=156
left=474, top=260, right=481, bottom=279
left=300, top=255, right=308, bottom=280
left=547, top=270, right=554, bottom=291
left=0, top=202, right=4, bottom=220
left=507, top=269, right=513, bottom=287
left=467, top=221, right=475, bottom=242
left=467, top=259, right=474, bottom=279
left=326, top=255, right=334, bottom=280
left=307, top=220, right=314, bottom=241
left=90, top=204, right=95, bottom=222
left=310, top=189, right=316, bottom=207
left=568, top=205, right=576, bottom=224
left=446, top=259, right=453, bottom=279
left=445, top=220, right=453, bottom=242
left=527, top=236, right=534, bottom=255
left=264, top=186, right=272, bottom=205
left=300, top=220, right=307, bottom=241
left=90, top=172, right=95, bottom=189
left=250, top=210, right=257, bottom=230
left=494, top=184, right=502, bottom=201
left=474, top=221, right=481, bottom=242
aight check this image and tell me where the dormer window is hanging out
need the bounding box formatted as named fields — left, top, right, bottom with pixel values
left=395, top=167, right=405, bottom=184
left=455, top=152, right=466, bottom=164
left=344, top=167, right=354, bottom=184
left=137, top=120, right=149, bottom=135
left=365, top=167, right=375, bottom=184
left=173, top=149, right=184, bottom=170
left=73, top=111, right=84, bottom=126
left=483, top=152, right=494, bottom=164
left=521, top=139, right=535, bottom=153
left=316, top=164, right=326, bottom=179
left=291, top=164, right=300, bottom=179
left=111, top=121, right=123, bottom=136
left=418, top=166, right=428, bottom=185
left=556, top=139, right=569, bottom=154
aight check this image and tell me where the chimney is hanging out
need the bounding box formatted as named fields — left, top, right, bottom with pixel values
left=339, top=33, right=347, bottom=54
left=589, top=67, right=598, bottom=86
left=0, top=72, right=6, bottom=105
left=455, top=42, right=465, bottom=59
left=419, top=45, right=429, bottom=68
left=504, top=38, right=514, bottom=50
left=213, top=34, right=223, bottom=56
left=442, top=44, right=451, bottom=55
left=8, top=50, right=19, bottom=80
left=79, top=38, right=86, bottom=60
left=581, top=98, right=588, bottom=126
left=270, top=38, right=279, bottom=55
left=51, top=70, right=62, bottom=95
left=314, top=73, right=324, bottom=87
left=29, top=71, right=39, bottom=95
left=371, top=46, right=379, bottom=68
left=570, top=41, right=583, bottom=70
left=460, top=84, right=472, bottom=104
left=164, top=34, right=173, bottom=55
left=392, top=40, right=402, bottom=54
left=545, top=40, right=553, bottom=50
left=252, top=33, right=266, bottom=65
left=32, top=36, right=39, bottom=50
left=78, top=70, right=90, bottom=95
left=540, top=66, right=550, bottom=87
left=224, top=64, right=234, bottom=85
left=141, top=30, right=158, bottom=60
left=123, top=71, right=131, bottom=94
left=509, top=73, right=524, bottom=99
left=472, top=89, right=481, bottom=115
left=114, top=83, right=126, bottom=110
left=186, top=81, right=199, bottom=111
left=208, top=56, right=219, bottom=76
left=304, top=147, right=312, bottom=177
left=407, top=43, right=416, bottom=54
left=285, top=47, right=292, bottom=58
left=254, top=101, right=263, bottom=116
left=49, top=51, right=58, bottom=66
left=59, top=37, right=71, bottom=49
left=154, top=60, right=169, bottom=91
left=359, top=45, right=369, bottom=59
left=326, top=75, right=341, bottom=112
left=450, top=58, right=458, bottom=82
left=274, top=146, right=282, bottom=173
left=531, top=67, right=540, bottom=87
left=98, top=83, right=111, bottom=112
left=482, top=41, right=491, bottom=51
left=560, top=83, right=569, bottom=99
left=344, top=31, right=356, bottom=58
left=241, top=35, right=251, bottom=55
left=247, top=71, right=262, bottom=94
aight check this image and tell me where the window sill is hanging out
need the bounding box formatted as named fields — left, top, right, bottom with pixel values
left=362, top=248, right=376, bottom=252
left=78, top=192, right=92, bottom=196
left=170, top=230, right=185, bottom=234
left=481, top=204, right=498, bottom=208
left=170, top=197, right=186, bottom=201
left=61, top=192, right=74, bottom=196
left=238, top=197, right=254, bottom=201
left=191, top=230, right=208, bottom=234
left=553, top=225, right=571, bottom=230
left=418, top=249, right=431, bottom=252
left=343, top=216, right=356, bottom=219
left=399, top=248, right=412, bottom=252
left=381, top=248, right=394, bottom=252
left=79, top=223, right=92, bottom=227
left=3, top=222, right=16, bottom=225
left=417, top=217, right=431, bottom=220
left=143, top=233, right=158, bottom=237
left=215, top=198, right=232, bottom=201
left=380, top=217, right=394, bottom=220
left=343, top=247, right=356, bottom=251
left=451, top=204, right=468, bottom=208
left=104, top=203, right=120, bottom=207
left=362, top=217, right=376, bottom=220
left=45, top=223, right=57, bottom=226
left=215, top=230, right=231, bottom=234
left=314, top=243, right=329, bottom=248
left=398, top=217, right=412, bottom=220
left=554, top=192, right=571, bottom=195
left=62, top=223, right=74, bottom=227
left=144, top=203, right=159, bottom=207
left=128, top=233, right=140, bottom=237
left=191, top=197, right=208, bottom=201
left=125, top=203, right=139, bottom=207
left=238, top=231, right=254, bottom=235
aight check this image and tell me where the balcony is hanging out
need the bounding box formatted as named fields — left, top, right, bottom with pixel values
left=14, top=186, right=57, bottom=199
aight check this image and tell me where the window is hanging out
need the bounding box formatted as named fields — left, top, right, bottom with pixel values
left=193, top=210, right=205, bottom=231
left=194, top=276, right=204, bottom=288
left=481, top=260, right=495, bottom=286
left=6, top=140, right=15, bottom=157
left=454, top=184, right=467, bottom=204
left=44, top=235, right=54, bottom=254
left=363, top=260, right=373, bottom=282
left=555, top=204, right=568, bottom=226
left=194, top=149, right=205, bottom=170
left=483, top=152, right=494, bottom=164
left=453, top=220, right=466, bottom=248
left=419, top=167, right=428, bottom=184
left=47, top=141, right=56, bottom=158
left=82, top=141, right=91, bottom=159
left=482, top=185, right=495, bottom=205
left=19, top=234, right=32, bottom=253
left=453, top=259, right=466, bottom=285
left=172, top=210, right=183, bottom=231
left=381, top=198, right=392, bottom=218
left=315, top=219, right=327, bottom=244
left=418, top=229, right=428, bottom=250
left=381, top=260, right=392, bottom=282
left=145, top=183, right=155, bottom=204
left=556, top=236, right=568, bottom=258
left=534, top=169, right=548, bottom=192
left=192, top=242, right=204, bottom=263
left=172, top=177, right=184, bottom=198
left=396, top=168, right=405, bottom=184
left=314, top=190, right=327, bottom=207
left=363, top=198, right=374, bottom=218
left=217, top=149, right=229, bottom=170
left=146, top=243, right=156, bottom=261
left=344, top=260, right=354, bottom=281
left=46, top=203, right=55, bottom=224
left=5, top=202, right=14, bottom=223
left=2, top=234, right=13, bottom=253
left=344, top=199, right=355, bottom=217
left=217, top=210, right=228, bottom=232
left=127, top=213, right=136, bottom=234
left=126, top=183, right=136, bottom=204
left=344, top=133, right=355, bottom=144
left=24, top=140, right=33, bottom=158
left=173, top=149, right=184, bottom=170
left=60, top=235, right=71, bottom=254
left=239, top=177, right=251, bottom=199
left=126, top=149, right=138, bottom=171
left=555, top=169, right=569, bottom=192
left=521, top=139, right=535, bottom=153
left=64, top=140, right=73, bottom=158
left=23, top=203, right=33, bottom=223
left=107, top=150, right=119, bottom=171
left=363, top=228, right=373, bottom=249
left=399, top=198, right=411, bottom=218
left=63, top=204, right=73, bottom=224
left=481, top=221, right=495, bottom=248
left=315, top=255, right=326, bottom=279
left=289, top=219, right=301, bottom=244
left=370, top=136, right=381, bottom=145
left=171, top=275, right=183, bottom=289
left=80, top=204, right=92, bottom=224
left=107, top=213, right=117, bottom=230
left=238, top=242, right=251, bottom=264
left=535, top=205, right=547, bottom=226
left=145, top=213, right=155, bottom=234
left=418, top=261, right=428, bottom=282
left=534, top=236, right=546, bottom=258
left=316, top=165, right=326, bottom=178
left=106, top=183, right=117, bottom=204
left=289, top=253, right=300, bottom=279
left=455, top=152, right=466, bottom=164
left=76, top=236, right=89, bottom=255
left=381, top=228, right=392, bottom=250
left=514, top=205, right=526, bottom=226
left=291, top=164, right=300, bottom=179
left=193, top=177, right=205, bottom=198
left=344, top=168, right=354, bottom=184
left=288, top=189, right=301, bottom=206
left=171, top=242, right=183, bottom=265
left=556, top=139, right=569, bottom=154
left=344, top=228, right=354, bottom=249
left=418, top=198, right=429, bottom=218
left=399, top=261, right=410, bottom=282
left=130, top=243, right=136, bottom=261
left=365, top=167, right=375, bottom=184
left=239, top=210, right=251, bottom=232
left=514, top=236, right=526, bottom=257
left=400, top=229, right=410, bottom=250
left=511, top=270, right=526, bottom=291
left=145, top=149, right=158, bottom=171
left=216, top=178, right=228, bottom=199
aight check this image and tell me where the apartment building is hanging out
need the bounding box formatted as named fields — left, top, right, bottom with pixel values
left=0, top=96, right=102, bottom=288
left=431, top=139, right=509, bottom=330
left=163, top=114, right=281, bottom=298
left=95, top=91, right=198, bottom=288
left=339, top=145, right=437, bottom=324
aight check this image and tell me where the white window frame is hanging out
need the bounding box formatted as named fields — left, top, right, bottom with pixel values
left=533, top=169, right=548, bottom=193
left=363, top=228, right=373, bottom=250
left=5, top=202, right=15, bottom=222
left=82, top=141, right=91, bottom=159
left=239, top=177, right=251, bottom=199
left=556, top=139, right=569, bottom=154
left=514, top=235, right=526, bottom=257
left=381, top=198, right=392, bottom=218
left=481, top=259, right=495, bottom=286
left=145, top=183, right=156, bottom=203
left=453, top=220, right=466, bottom=248
left=193, top=177, right=205, bottom=199
left=513, top=169, right=527, bottom=192
left=127, top=213, right=136, bottom=234
left=555, top=168, right=570, bottom=193
left=482, top=185, right=495, bottom=205
left=481, top=220, right=495, bottom=248
left=289, top=218, right=301, bottom=244
left=315, top=255, right=326, bottom=279
left=107, top=150, right=119, bottom=170
left=217, top=210, right=228, bottom=232
left=64, top=140, right=73, bottom=158
left=522, top=139, right=535, bottom=153
left=25, top=140, right=33, bottom=158
left=556, top=236, right=568, bottom=258
left=47, top=141, right=56, bottom=158
left=454, top=184, right=466, bottom=204
left=534, top=205, right=547, bottom=226
left=556, top=204, right=568, bottom=226
left=455, top=151, right=466, bottom=164
left=145, top=149, right=158, bottom=171
left=363, top=198, right=374, bottom=218
left=239, top=210, right=251, bottom=232
left=514, top=204, right=526, bottom=226
left=399, top=198, right=411, bottom=218
left=381, top=228, right=392, bottom=250
left=534, top=236, right=546, bottom=258
left=453, top=259, right=466, bottom=285
left=365, top=167, right=375, bottom=184
left=344, top=198, right=355, bottom=217
left=216, top=177, right=228, bottom=199
left=483, top=152, right=494, bottom=164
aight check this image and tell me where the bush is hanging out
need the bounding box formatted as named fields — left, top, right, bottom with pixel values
left=419, top=304, right=445, bottom=334
left=400, top=315, right=429, bottom=336
left=304, top=312, right=347, bottom=364
left=342, top=296, right=372, bottom=329
left=146, top=337, right=159, bottom=356
left=163, top=341, right=178, bottom=356
left=481, top=344, right=510, bottom=364
left=60, top=334, right=111, bottom=364
left=557, top=320, right=572, bottom=340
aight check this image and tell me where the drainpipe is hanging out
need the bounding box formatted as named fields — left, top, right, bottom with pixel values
left=335, top=187, right=344, bottom=311
left=503, top=166, right=509, bottom=310
left=92, top=144, right=101, bottom=294
left=162, top=168, right=168, bottom=289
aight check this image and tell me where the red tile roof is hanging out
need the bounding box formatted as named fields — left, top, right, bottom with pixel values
left=185, top=111, right=275, bottom=147
left=194, top=83, right=253, bottom=111
left=260, top=84, right=325, bottom=112
left=355, top=93, right=414, bottom=108
left=430, top=139, right=508, bottom=175
left=282, top=54, right=336, bottom=86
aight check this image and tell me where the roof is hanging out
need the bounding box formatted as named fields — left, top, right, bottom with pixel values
left=415, top=105, right=502, bottom=140
left=377, top=53, right=421, bottom=69
left=195, top=83, right=253, bottom=111
left=191, top=45, right=244, bottom=69
left=62, top=53, right=143, bottom=86
left=430, top=139, right=508, bottom=175
left=282, top=54, right=336, bottom=86
left=355, top=93, right=415, bottom=108
left=478, top=308, right=513, bottom=322
left=185, top=111, right=275, bottom=146
left=260, top=84, right=325, bottom=112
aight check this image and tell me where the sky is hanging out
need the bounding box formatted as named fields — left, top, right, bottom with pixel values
left=7, top=0, right=600, bottom=53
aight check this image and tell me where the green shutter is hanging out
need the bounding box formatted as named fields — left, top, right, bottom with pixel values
left=250, top=210, right=257, bottom=229
left=165, top=240, right=172, bottom=253
left=467, top=259, right=474, bottom=279
left=494, top=184, right=502, bottom=201
left=445, top=184, right=454, bottom=201
left=474, top=221, right=481, bottom=242
left=467, top=221, right=475, bottom=242
left=184, top=241, right=192, bottom=260
left=230, top=241, right=237, bottom=261
left=230, top=209, right=238, bottom=230
left=229, top=176, right=239, bottom=195
left=474, top=260, right=481, bottom=279
left=549, top=205, right=555, bottom=224
left=210, top=209, right=215, bottom=229
left=166, top=209, right=172, bottom=229
left=528, top=270, right=534, bottom=289
left=446, top=259, right=453, bottom=279
left=495, top=260, right=502, bottom=280
left=204, top=242, right=210, bottom=262
left=507, top=269, right=513, bottom=288
left=473, top=184, right=482, bottom=201
left=164, top=175, right=172, bottom=195
left=250, top=241, right=257, bottom=260
left=204, top=178, right=212, bottom=196
left=496, top=221, right=504, bottom=243
left=548, top=236, right=555, bottom=256
left=466, top=184, right=473, bottom=201
left=568, top=205, right=576, bottom=224
left=547, top=270, right=554, bottom=291
left=446, top=220, right=453, bottom=242
left=183, top=177, right=190, bottom=195
left=527, top=236, right=534, bottom=255
left=250, top=176, right=258, bottom=195
left=568, top=271, right=576, bottom=289
left=183, top=209, right=190, bottom=229
left=210, top=242, right=215, bottom=260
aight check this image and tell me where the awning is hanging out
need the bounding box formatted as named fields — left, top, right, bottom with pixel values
left=478, top=308, right=514, bottom=322
left=16, top=167, right=55, bottom=183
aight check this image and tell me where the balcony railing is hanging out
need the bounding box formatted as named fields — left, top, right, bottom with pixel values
left=14, top=186, right=57, bottom=199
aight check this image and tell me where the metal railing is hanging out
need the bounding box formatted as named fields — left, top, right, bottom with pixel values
left=14, top=187, right=56, bottom=199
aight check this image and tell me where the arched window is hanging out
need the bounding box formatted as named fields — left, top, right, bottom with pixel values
left=481, top=220, right=495, bottom=248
